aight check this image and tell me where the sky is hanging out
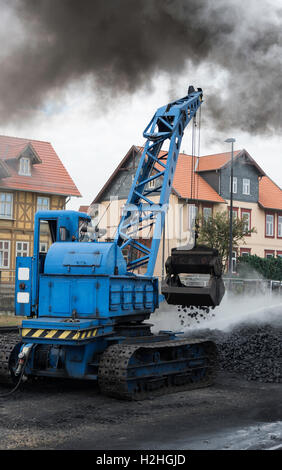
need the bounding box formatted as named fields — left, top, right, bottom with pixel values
left=0, top=0, right=281, bottom=211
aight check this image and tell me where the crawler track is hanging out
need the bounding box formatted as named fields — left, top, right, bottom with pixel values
left=0, top=329, right=21, bottom=384
left=98, top=338, right=218, bottom=400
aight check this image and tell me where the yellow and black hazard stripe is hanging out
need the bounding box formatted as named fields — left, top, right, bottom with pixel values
left=21, top=328, right=98, bottom=341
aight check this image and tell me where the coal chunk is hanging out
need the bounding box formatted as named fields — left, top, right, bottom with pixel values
left=186, top=323, right=282, bottom=383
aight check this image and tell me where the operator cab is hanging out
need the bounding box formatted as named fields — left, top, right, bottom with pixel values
left=35, top=210, right=92, bottom=274
left=15, top=211, right=92, bottom=317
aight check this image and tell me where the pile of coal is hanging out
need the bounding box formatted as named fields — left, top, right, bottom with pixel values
left=186, top=323, right=282, bottom=383
left=217, top=324, right=282, bottom=383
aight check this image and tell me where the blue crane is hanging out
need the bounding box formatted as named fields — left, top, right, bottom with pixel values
left=0, top=87, right=224, bottom=400
left=116, top=86, right=203, bottom=276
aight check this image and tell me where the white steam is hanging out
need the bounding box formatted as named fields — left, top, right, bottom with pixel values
left=151, top=292, right=282, bottom=334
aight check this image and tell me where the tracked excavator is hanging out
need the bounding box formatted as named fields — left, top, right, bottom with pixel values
left=0, top=87, right=225, bottom=400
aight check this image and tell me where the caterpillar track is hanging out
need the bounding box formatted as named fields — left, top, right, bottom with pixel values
left=0, top=328, right=21, bottom=384
left=98, top=337, right=218, bottom=400
left=0, top=327, right=218, bottom=400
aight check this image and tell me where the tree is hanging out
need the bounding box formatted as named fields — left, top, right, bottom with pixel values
left=195, top=210, right=256, bottom=271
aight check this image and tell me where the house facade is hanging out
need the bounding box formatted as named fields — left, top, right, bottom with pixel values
left=196, top=149, right=282, bottom=266
left=90, top=145, right=282, bottom=279
left=0, top=135, right=81, bottom=282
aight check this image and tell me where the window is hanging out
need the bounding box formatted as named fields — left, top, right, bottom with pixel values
left=203, top=207, right=212, bottom=220
left=0, top=192, right=13, bottom=218
left=265, top=213, right=274, bottom=237
left=277, top=251, right=282, bottom=258
left=278, top=215, right=282, bottom=238
left=37, top=196, right=50, bottom=211
left=232, top=251, right=237, bottom=273
left=229, top=176, right=237, bottom=194
left=228, top=206, right=238, bottom=220
left=0, top=241, right=10, bottom=268
left=242, top=178, right=250, bottom=195
left=39, top=242, right=48, bottom=253
left=16, top=241, right=29, bottom=257
left=19, top=157, right=31, bottom=176
left=188, top=204, right=198, bottom=229
left=241, top=209, right=251, bottom=234
left=148, top=178, right=156, bottom=190
left=265, top=250, right=275, bottom=259
left=240, top=248, right=251, bottom=257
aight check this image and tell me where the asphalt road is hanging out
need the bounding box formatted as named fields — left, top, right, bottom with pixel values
left=0, top=371, right=281, bottom=450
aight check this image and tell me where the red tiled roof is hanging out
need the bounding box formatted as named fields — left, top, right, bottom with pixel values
left=93, top=145, right=282, bottom=209
left=197, top=149, right=266, bottom=177
left=0, top=159, right=10, bottom=178
left=157, top=150, right=225, bottom=203
left=93, top=145, right=225, bottom=204
left=259, top=176, right=282, bottom=210
left=79, top=205, right=89, bottom=213
left=197, top=151, right=241, bottom=171
left=0, top=135, right=81, bottom=197
left=0, top=141, right=28, bottom=160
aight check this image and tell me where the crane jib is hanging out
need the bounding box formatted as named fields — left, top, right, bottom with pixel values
left=116, top=88, right=203, bottom=276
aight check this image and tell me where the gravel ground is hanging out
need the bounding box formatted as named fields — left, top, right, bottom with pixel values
left=0, top=299, right=281, bottom=450
left=0, top=371, right=281, bottom=450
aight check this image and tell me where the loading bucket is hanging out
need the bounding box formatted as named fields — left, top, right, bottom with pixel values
left=161, top=245, right=225, bottom=308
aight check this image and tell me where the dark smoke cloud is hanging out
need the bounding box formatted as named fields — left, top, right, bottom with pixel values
left=0, top=0, right=281, bottom=134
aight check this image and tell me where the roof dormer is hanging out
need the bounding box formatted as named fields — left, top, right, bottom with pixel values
left=16, top=142, right=42, bottom=176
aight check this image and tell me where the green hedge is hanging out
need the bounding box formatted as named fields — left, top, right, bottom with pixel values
left=237, top=254, right=282, bottom=280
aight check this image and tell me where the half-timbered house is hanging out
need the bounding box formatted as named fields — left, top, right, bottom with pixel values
left=0, top=135, right=81, bottom=282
